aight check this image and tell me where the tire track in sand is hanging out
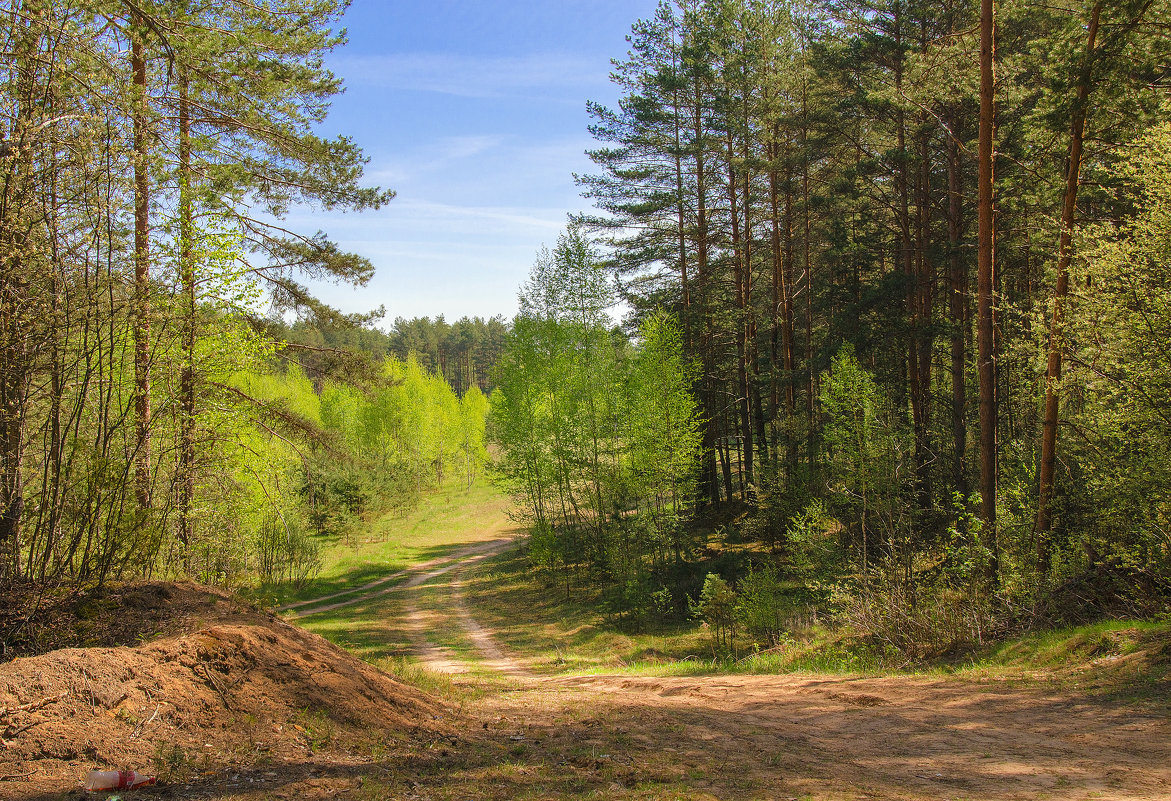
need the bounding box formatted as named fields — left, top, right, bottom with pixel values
left=405, top=544, right=531, bottom=677
left=279, top=538, right=513, bottom=619
left=283, top=536, right=529, bottom=677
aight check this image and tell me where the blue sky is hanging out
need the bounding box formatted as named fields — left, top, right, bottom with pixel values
left=292, top=0, right=660, bottom=326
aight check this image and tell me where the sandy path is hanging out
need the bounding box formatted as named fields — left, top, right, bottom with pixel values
left=279, top=537, right=513, bottom=619
left=404, top=542, right=531, bottom=676
left=465, top=672, right=1171, bottom=800
left=448, top=568, right=532, bottom=677
left=531, top=674, right=1171, bottom=796
left=398, top=543, right=1171, bottom=799
left=280, top=533, right=525, bottom=673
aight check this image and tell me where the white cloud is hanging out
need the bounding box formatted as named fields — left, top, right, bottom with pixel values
left=391, top=198, right=565, bottom=231
left=332, top=52, right=606, bottom=98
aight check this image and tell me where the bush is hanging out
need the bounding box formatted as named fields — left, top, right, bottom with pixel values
left=840, top=572, right=995, bottom=659
left=605, top=577, right=676, bottom=632
left=734, top=563, right=789, bottom=647
left=255, top=514, right=321, bottom=587
left=690, top=573, right=738, bottom=655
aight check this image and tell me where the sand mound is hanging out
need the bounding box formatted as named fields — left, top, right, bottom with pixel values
left=0, top=583, right=445, bottom=797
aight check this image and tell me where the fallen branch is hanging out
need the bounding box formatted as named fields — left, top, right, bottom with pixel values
left=3, top=719, right=48, bottom=739
left=193, top=663, right=234, bottom=711
left=0, top=691, right=69, bottom=720
left=130, top=701, right=163, bottom=740
left=0, top=768, right=35, bottom=781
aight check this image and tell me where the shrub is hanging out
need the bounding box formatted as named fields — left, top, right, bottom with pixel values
left=734, top=563, right=788, bottom=647
left=690, top=573, right=738, bottom=655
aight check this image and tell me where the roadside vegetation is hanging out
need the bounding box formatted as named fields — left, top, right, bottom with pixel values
left=485, top=0, right=1171, bottom=668
left=0, top=1, right=497, bottom=602
left=459, top=541, right=1170, bottom=698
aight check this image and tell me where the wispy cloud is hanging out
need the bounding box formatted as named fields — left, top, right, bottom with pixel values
left=393, top=198, right=565, bottom=231
left=332, top=52, right=606, bottom=98
left=365, top=134, right=508, bottom=184
left=282, top=197, right=565, bottom=242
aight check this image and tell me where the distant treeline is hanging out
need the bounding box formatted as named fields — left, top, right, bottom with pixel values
left=387, top=316, right=509, bottom=396
left=268, top=316, right=509, bottom=397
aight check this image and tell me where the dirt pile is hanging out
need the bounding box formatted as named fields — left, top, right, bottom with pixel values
left=0, top=583, right=445, bottom=798
left=1, top=582, right=268, bottom=660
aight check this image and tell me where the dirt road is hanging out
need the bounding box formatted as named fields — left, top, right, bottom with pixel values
left=512, top=672, right=1171, bottom=800
left=279, top=537, right=515, bottom=619
left=287, top=539, right=1171, bottom=800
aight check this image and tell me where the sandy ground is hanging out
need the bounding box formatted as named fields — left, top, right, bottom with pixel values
left=396, top=545, right=1171, bottom=800
left=2, top=550, right=1169, bottom=800
left=521, top=672, right=1171, bottom=800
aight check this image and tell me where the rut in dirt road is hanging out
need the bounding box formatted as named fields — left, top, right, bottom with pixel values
left=278, top=537, right=514, bottom=619
left=280, top=534, right=530, bottom=676
left=404, top=544, right=532, bottom=677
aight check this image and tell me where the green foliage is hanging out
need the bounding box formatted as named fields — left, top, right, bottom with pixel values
left=554, top=0, right=1171, bottom=656
left=491, top=230, right=703, bottom=607
left=606, top=577, right=676, bottom=633
left=626, top=312, right=703, bottom=545
left=457, top=387, right=490, bottom=488
left=819, top=346, right=912, bottom=578
left=733, top=563, right=789, bottom=647
left=0, top=0, right=403, bottom=588
left=1060, top=120, right=1171, bottom=580
left=386, top=315, right=508, bottom=395
left=689, top=573, right=738, bottom=655
left=254, top=514, right=321, bottom=587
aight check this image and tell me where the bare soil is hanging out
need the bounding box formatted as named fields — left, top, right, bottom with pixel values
left=405, top=547, right=1171, bottom=800
left=2, top=569, right=1169, bottom=799
left=0, top=583, right=448, bottom=800
left=523, top=671, right=1171, bottom=800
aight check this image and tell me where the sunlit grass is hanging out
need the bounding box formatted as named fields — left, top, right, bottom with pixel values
left=943, top=619, right=1171, bottom=694
left=258, top=474, right=1171, bottom=704
left=295, top=590, right=414, bottom=661
left=461, top=542, right=1171, bottom=688
left=256, top=479, right=515, bottom=607
left=463, top=547, right=731, bottom=676
left=965, top=619, right=1168, bottom=670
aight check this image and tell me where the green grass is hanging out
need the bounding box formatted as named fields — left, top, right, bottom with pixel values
left=963, top=619, right=1169, bottom=672
left=372, top=654, right=465, bottom=697
left=463, top=547, right=727, bottom=675
left=462, top=544, right=903, bottom=678
left=944, top=619, right=1171, bottom=699
left=461, top=542, right=1171, bottom=690
left=255, top=479, right=515, bottom=607
left=412, top=575, right=500, bottom=675
left=294, top=590, right=415, bottom=661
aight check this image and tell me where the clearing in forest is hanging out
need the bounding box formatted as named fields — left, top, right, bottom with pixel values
left=2, top=482, right=1169, bottom=800
left=287, top=482, right=1171, bottom=801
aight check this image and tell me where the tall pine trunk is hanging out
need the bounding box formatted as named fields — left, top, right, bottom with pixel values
left=726, top=130, right=753, bottom=491
left=692, top=81, right=719, bottom=506
left=1035, top=1, right=1102, bottom=560
left=977, top=0, right=998, bottom=574
left=946, top=116, right=968, bottom=501
left=913, top=111, right=935, bottom=509
left=0, top=0, right=43, bottom=575
left=178, top=70, right=195, bottom=568
left=131, top=13, right=152, bottom=510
